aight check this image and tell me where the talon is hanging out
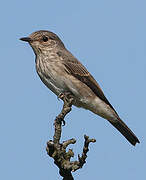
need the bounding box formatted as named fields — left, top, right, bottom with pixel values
left=57, top=93, right=64, bottom=100
left=55, top=92, right=73, bottom=126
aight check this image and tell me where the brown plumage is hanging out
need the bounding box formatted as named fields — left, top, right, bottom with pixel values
left=60, top=49, right=139, bottom=146
left=20, top=30, right=140, bottom=146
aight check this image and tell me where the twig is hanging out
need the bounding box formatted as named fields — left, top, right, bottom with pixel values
left=46, top=93, right=96, bottom=179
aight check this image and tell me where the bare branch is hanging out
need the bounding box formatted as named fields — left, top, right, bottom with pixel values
left=46, top=92, right=96, bottom=179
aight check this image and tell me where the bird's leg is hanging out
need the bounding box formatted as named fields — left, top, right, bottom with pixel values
left=56, top=92, right=74, bottom=125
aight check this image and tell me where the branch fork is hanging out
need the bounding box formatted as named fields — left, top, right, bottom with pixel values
left=46, top=93, right=96, bottom=179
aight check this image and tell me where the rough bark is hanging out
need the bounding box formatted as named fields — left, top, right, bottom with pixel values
left=46, top=93, right=96, bottom=179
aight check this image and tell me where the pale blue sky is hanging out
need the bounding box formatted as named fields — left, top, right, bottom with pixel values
left=0, top=0, right=145, bottom=179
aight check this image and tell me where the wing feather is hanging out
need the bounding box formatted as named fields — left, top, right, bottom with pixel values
left=58, top=50, right=118, bottom=114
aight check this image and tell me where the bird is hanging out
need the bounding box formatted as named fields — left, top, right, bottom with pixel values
left=20, top=30, right=140, bottom=146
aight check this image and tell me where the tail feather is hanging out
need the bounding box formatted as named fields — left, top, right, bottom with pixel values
left=109, top=118, right=140, bottom=146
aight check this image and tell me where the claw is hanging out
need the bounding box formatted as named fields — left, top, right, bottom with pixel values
left=57, top=93, right=64, bottom=100
left=56, top=92, right=73, bottom=126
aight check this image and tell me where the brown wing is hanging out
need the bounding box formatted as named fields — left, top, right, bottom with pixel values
left=58, top=50, right=118, bottom=115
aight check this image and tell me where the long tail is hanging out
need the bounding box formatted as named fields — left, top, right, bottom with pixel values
left=109, top=117, right=140, bottom=146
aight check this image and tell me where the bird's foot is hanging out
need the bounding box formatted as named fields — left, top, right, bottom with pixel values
left=56, top=92, right=74, bottom=126
left=57, top=92, right=73, bottom=101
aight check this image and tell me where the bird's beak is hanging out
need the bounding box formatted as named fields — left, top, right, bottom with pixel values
left=20, top=37, right=32, bottom=42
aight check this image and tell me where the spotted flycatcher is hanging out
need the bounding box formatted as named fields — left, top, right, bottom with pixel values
left=20, top=30, right=139, bottom=146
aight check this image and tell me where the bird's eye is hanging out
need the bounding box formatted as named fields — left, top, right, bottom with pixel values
left=42, top=36, right=48, bottom=42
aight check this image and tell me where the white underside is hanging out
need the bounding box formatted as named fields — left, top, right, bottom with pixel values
left=40, top=73, right=117, bottom=122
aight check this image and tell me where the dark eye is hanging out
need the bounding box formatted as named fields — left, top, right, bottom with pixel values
left=42, top=36, right=48, bottom=42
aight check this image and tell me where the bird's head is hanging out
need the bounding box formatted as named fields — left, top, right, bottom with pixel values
left=20, top=30, right=65, bottom=55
